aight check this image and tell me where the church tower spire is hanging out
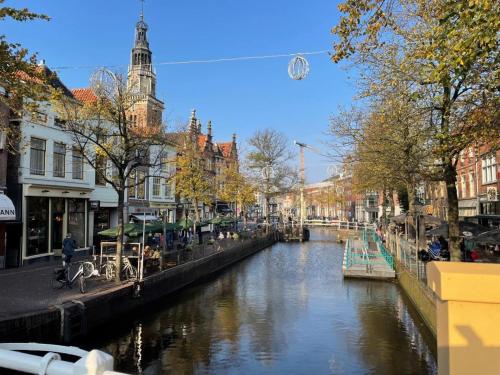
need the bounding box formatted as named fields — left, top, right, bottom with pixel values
left=126, top=2, right=164, bottom=127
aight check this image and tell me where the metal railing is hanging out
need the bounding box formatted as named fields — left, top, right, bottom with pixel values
left=370, top=230, right=395, bottom=270
left=0, top=343, right=127, bottom=374
left=384, top=231, right=428, bottom=284
left=303, top=220, right=376, bottom=231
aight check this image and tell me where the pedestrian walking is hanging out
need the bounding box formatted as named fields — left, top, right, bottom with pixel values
left=62, top=233, right=77, bottom=266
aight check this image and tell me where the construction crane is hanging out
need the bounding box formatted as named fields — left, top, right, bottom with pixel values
left=293, top=141, right=340, bottom=235
left=293, top=141, right=323, bottom=240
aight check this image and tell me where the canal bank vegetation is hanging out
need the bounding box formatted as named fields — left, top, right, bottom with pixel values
left=329, top=0, right=500, bottom=260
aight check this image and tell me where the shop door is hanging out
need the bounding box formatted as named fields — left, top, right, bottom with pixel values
left=51, top=198, right=65, bottom=253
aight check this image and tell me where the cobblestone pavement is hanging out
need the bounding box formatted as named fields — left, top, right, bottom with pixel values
left=0, top=260, right=124, bottom=319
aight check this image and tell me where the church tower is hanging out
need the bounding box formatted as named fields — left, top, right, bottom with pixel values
left=127, top=7, right=164, bottom=127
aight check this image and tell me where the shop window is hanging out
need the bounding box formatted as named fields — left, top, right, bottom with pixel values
left=68, top=199, right=85, bottom=248
left=26, top=197, right=49, bottom=256
left=72, top=147, right=84, bottom=179
left=30, top=137, right=46, bottom=175
left=53, top=142, right=66, bottom=178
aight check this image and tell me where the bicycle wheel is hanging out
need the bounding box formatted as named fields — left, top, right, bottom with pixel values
left=78, top=274, right=86, bottom=293
left=82, top=262, right=95, bottom=278
left=105, top=263, right=116, bottom=280
left=125, top=265, right=137, bottom=280
left=51, top=269, right=67, bottom=289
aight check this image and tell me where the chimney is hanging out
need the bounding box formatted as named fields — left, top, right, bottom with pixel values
left=197, top=119, right=202, bottom=133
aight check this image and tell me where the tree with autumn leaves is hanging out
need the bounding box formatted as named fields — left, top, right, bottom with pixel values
left=54, top=72, right=172, bottom=281
left=174, top=132, right=214, bottom=228
left=331, top=0, right=500, bottom=260
left=218, top=163, right=256, bottom=227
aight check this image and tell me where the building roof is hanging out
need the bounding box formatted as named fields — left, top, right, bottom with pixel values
left=218, top=142, right=232, bottom=158
left=71, top=88, right=97, bottom=104
left=17, top=64, right=74, bottom=99
left=198, top=134, right=207, bottom=149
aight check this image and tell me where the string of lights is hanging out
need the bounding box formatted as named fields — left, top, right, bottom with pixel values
left=50, top=50, right=330, bottom=71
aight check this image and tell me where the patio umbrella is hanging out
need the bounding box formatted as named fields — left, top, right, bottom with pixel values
left=98, top=223, right=139, bottom=237
left=127, top=222, right=182, bottom=237
left=473, top=229, right=500, bottom=245
left=426, top=221, right=490, bottom=238
left=209, top=217, right=224, bottom=225
left=421, top=215, right=444, bottom=227
left=390, top=214, right=407, bottom=224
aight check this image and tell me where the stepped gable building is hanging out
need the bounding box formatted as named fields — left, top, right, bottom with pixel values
left=169, top=109, right=239, bottom=219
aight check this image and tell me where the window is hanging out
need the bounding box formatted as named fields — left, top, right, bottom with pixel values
left=161, top=153, right=170, bottom=174
left=30, top=137, right=46, bottom=175
left=137, top=170, right=146, bottom=199
left=469, top=172, right=475, bottom=197
left=461, top=175, right=467, bottom=198
left=30, top=111, right=47, bottom=124
left=95, top=156, right=107, bottom=185
left=128, top=170, right=146, bottom=199
left=26, top=197, right=49, bottom=256
left=53, top=142, right=66, bottom=178
left=164, top=181, right=171, bottom=198
left=482, top=154, right=497, bottom=184
left=68, top=199, right=85, bottom=248
left=72, top=147, right=83, bottom=179
left=468, top=147, right=474, bottom=158
left=54, top=117, right=66, bottom=128
left=128, top=170, right=136, bottom=198
left=153, top=177, right=161, bottom=197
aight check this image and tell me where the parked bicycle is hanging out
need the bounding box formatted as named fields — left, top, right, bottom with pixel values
left=52, top=260, right=95, bottom=293
left=103, top=256, right=137, bottom=281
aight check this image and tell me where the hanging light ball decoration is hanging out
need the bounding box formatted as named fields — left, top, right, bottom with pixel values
left=288, top=55, right=310, bottom=80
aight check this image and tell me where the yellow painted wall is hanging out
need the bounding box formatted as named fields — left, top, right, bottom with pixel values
left=427, top=262, right=500, bottom=375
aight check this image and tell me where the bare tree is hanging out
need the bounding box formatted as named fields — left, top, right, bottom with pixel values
left=246, top=129, right=297, bottom=223
left=53, top=71, right=173, bottom=281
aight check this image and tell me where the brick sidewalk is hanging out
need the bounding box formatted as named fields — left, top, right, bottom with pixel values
left=0, top=260, right=123, bottom=319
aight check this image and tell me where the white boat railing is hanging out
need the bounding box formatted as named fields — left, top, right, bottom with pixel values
left=0, top=343, right=128, bottom=375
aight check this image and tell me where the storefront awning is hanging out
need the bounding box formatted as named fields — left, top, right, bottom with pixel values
left=0, top=194, right=15, bottom=221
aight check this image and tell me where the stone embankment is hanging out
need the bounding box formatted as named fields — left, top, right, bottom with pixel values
left=0, top=234, right=276, bottom=342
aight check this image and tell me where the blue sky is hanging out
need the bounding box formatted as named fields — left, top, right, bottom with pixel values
left=4, top=0, right=356, bottom=183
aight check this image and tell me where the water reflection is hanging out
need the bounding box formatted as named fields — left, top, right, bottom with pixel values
left=85, top=228, right=436, bottom=374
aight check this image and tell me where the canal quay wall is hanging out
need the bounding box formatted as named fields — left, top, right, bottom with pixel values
left=395, top=261, right=437, bottom=336
left=0, top=234, right=276, bottom=343
left=384, top=233, right=437, bottom=337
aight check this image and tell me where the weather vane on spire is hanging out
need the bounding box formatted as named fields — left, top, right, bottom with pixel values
left=140, top=0, right=145, bottom=20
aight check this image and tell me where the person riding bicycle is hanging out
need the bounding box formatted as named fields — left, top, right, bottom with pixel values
left=62, top=233, right=77, bottom=266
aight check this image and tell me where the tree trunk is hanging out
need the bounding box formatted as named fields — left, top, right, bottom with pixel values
left=444, top=160, right=460, bottom=261
left=406, top=183, right=416, bottom=240
left=193, top=198, right=200, bottom=236
left=389, top=191, right=396, bottom=218
left=381, top=188, right=387, bottom=224
left=115, top=189, right=125, bottom=282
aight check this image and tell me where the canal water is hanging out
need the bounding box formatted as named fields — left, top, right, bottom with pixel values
left=83, top=228, right=437, bottom=374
